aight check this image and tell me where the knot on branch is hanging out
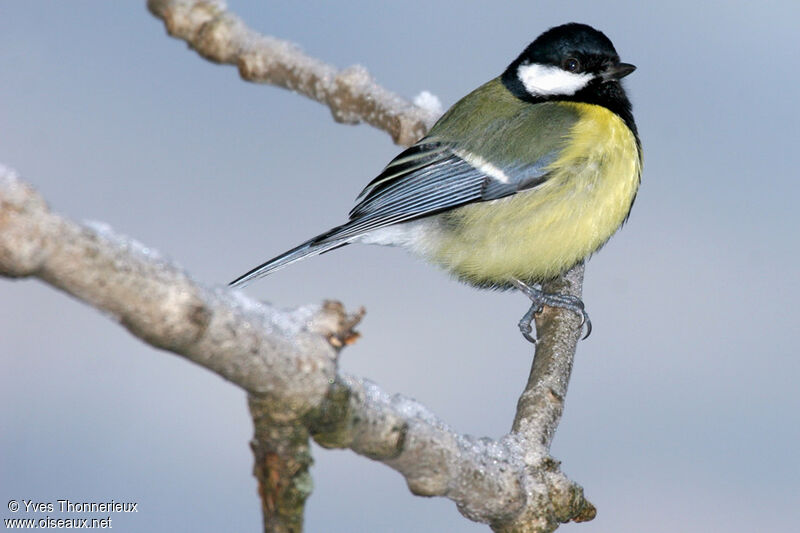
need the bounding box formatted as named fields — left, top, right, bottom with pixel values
left=543, top=466, right=597, bottom=524
left=308, top=300, right=364, bottom=349
left=489, top=454, right=595, bottom=533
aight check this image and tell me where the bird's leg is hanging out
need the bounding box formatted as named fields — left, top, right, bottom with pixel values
left=511, top=279, right=592, bottom=344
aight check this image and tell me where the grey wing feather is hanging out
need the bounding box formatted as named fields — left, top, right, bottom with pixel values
left=312, top=142, right=556, bottom=244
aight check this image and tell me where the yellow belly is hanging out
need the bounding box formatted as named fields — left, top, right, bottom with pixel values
left=431, top=102, right=641, bottom=286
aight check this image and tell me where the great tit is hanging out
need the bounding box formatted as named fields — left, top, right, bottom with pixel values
left=231, top=23, right=641, bottom=343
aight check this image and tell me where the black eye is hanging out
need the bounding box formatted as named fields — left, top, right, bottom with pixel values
left=563, top=57, right=581, bottom=72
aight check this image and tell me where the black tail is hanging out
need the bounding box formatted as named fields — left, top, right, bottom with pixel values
left=229, top=230, right=350, bottom=288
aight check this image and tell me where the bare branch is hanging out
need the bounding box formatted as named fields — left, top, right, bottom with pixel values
left=0, top=166, right=348, bottom=410
left=146, top=0, right=438, bottom=147
left=307, top=270, right=596, bottom=532
left=249, top=396, right=314, bottom=533
left=513, top=266, right=586, bottom=451
left=1, top=166, right=593, bottom=531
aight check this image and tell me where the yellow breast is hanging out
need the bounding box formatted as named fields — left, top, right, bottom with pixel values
left=431, top=102, right=641, bottom=286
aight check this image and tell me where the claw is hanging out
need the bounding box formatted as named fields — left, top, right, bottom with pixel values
left=517, top=302, right=540, bottom=344
left=581, top=312, right=593, bottom=340
left=512, top=279, right=592, bottom=343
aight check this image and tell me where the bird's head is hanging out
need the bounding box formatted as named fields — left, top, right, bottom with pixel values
left=502, top=23, right=636, bottom=101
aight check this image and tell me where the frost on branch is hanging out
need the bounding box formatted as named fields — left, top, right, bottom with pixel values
left=146, top=0, right=439, bottom=146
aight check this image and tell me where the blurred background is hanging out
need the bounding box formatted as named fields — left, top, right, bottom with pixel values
left=2, top=1, right=798, bottom=531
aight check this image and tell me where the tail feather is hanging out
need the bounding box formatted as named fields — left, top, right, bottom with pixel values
left=229, top=231, right=350, bottom=288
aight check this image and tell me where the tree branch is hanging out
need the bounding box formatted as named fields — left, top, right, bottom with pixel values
left=249, top=396, right=314, bottom=533
left=146, top=0, right=438, bottom=147
left=1, top=162, right=592, bottom=531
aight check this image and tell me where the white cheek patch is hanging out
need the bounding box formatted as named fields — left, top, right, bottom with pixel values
left=517, top=63, right=593, bottom=96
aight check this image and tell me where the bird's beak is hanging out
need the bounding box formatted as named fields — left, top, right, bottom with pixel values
left=602, top=62, right=636, bottom=81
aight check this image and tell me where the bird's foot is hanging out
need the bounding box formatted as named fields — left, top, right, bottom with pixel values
left=512, top=279, right=592, bottom=344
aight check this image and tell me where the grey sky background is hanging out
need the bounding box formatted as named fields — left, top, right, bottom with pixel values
left=1, top=1, right=798, bottom=532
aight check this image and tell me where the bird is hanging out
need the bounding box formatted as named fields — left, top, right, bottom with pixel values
left=231, top=22, right=641, bottom=343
